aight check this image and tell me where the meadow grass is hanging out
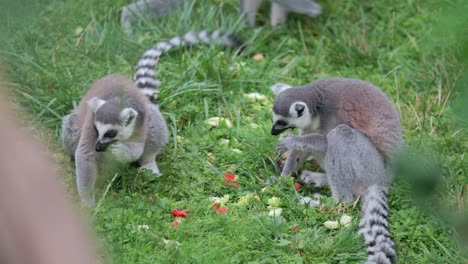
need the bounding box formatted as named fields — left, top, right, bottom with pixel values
left=0, top=0, right=467, bottom=263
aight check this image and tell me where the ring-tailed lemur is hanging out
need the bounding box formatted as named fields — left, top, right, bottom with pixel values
left=62, top=30, right=243, bottom=206
left=270, top=78, right=402, bottom=263
left=120, top=0, right=321, bottom=32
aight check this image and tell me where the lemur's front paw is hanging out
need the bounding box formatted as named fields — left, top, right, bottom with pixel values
left=110, top=143, right=133, bottom=162
left=277, top=133, right=295, bottom=153
left=300, top=171, right=328, bottom=187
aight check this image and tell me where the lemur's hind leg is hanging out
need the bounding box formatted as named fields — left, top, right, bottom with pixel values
left=270, top=2, right=288, bottom=26
left=239, top=0, right=263, bottom=26
left=325, top=124, right=386, bottom=204
left=61, top=113, right=80, bottom=158
left=138, top=104, right=169, bottom=175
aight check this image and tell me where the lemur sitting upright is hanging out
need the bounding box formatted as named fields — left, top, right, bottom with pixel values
left=61, top=30, right=243, bottom=206
left=270, top=78, right=402, bottom=264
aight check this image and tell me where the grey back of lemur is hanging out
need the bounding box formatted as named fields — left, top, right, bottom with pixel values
left=270, top=77, right=402, bottom=263
left=61, top=30, right=243, bottom=206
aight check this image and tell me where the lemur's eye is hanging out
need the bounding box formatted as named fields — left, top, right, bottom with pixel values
left=104, top=130, right=118, bottom=138
left=276, top=120, right=288, bottom=126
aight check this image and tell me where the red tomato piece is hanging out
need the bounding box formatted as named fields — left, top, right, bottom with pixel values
left=294, top=183, right=301, bottom=190
left=216, top=207, right=228, bottom=214
left=172, top=209, right=190, bottom=218
left=223, top=173, right=237, bottom=181
left=223, top=173, right=239, bottom=188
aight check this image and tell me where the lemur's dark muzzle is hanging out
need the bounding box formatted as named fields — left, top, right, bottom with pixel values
left=271, top=125, right=287, bottom=136
left=95, top=141, right=109, bottom=152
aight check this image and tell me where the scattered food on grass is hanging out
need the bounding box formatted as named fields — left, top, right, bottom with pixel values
left=231, top=148, right=243, bottom=154
left=268, top=208, right=283, bottom=217
left=172, top=209, right=190, bottom=218
left=339, top=214, right=352, bottom=227
left=324, top=220, right=339, bottom=229
left=210, top=195, right=230, bottom=209
left=162, top=239, right=181, bottom=249
left=216, top=207, right=228, bottom=214
left=219, top=138, right=230, bottom=145
left=176, top=135, right=184, bottom=144
left=268, top=197, right=282, bottom=208
left=243, top=92, right=267, bottom=102
left=266, top=197, right=283, bottom=217
left=172, top=219, right=183, bottom=228
left=228, top=61, right=246, bottom=72
left=74, top=26, right=83, bottom=35
left=323, top=214, right=353, bottom=230
left=252, top=53, right=264, bottom=61
left=137, top=224, right=149, bottom=231
left=236, top=193, right=260, bottom=207
left=223, top=173, right=239, bottom=188
left=204, top=117, right=232, bottom=128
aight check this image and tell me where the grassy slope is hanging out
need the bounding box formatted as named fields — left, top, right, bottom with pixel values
left=1, top=0, right=467, bottom=263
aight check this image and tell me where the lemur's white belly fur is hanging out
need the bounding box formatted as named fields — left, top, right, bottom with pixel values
left=107, top=142, right=145, bottom=163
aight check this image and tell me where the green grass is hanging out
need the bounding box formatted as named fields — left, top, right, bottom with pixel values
left=1, top=0, right=467, bottom=263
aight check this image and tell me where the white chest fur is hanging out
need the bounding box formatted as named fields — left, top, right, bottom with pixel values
left=108, top=142, right=144, bottom=163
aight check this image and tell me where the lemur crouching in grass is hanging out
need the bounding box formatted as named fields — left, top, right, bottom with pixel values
left=120, top=0, right=321, bottom=32
left=270, top=78, right=402, bottom=263
left=62, top=30, right=243, bottom=206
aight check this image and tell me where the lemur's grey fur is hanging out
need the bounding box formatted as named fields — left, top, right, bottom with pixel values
left=270, top=77, right=402, bottom=263
left=62, top=30, right=243, bottom=206
left=120, top=0, right=321, bottom=32
left=239, top=0, right=321, bottom=26
left=121, top=0, right=184, bottom=33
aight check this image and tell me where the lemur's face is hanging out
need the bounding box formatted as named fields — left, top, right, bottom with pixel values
left=271, top=102, right=311, bottom=135
left=87, top=97, right=138, bottom=152
left=270, top=83, right=315, bottom=135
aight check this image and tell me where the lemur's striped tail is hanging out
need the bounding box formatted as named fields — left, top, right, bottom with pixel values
left=134, top=30, right=243, bottom=102
left=358, top=185, right=397, bottom=264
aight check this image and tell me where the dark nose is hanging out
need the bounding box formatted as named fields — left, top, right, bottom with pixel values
left=95, top=141, right=108, bottom=152
left=271, top=126, right=286, bottom=136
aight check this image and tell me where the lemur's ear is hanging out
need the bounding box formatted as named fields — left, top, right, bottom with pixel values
left=87, top=97, right=106, bottom=112
left=270, top=83, right=292, bottom=95
left=120, top=108, right=138, bottom=126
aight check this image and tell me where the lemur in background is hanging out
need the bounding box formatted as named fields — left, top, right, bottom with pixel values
left=120, top=0, right=321, bottom=32
left=239, top=0, right=321, bottom=27
left=61, top=30, right=243, bottom=206
left=270, top=78, right=402, bottom=263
